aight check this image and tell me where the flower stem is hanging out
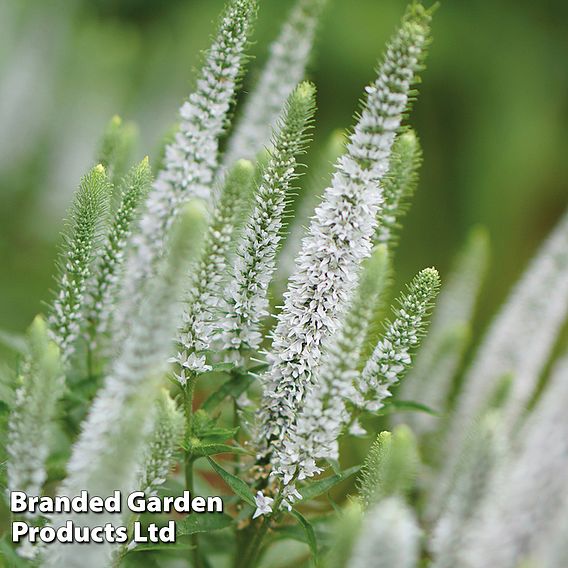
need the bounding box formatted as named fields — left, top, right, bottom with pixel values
left=184, top=374, right=201, bottom=568
left=237, top=475, right=296, bottom=568
left=237, top=517, right=271, bottom=568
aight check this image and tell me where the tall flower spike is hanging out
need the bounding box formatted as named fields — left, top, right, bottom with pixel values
left=138, top=389, right=184, bottom=497
left=84, top=157, right=152, bottom=354
left=434, top=210, right=568, bottom=518
left=375, top=128, right=422, bottom=250
left=172, top=160, right=255, bottom=381
left=357, top=426, right=419, bottom=511
left=113, top=0, right=257, bottom=342
left=356, top=267, right=440, bottom=412
left=224, top=0, right=327, bottom=165
left=257, top=4, right=432, bottom=486
left=7, top=316, right=63, bottom=498
left=349, top=496, right=421, bottom=568
left=294, top=245, right=390, bottom=463
left=48, top=164, right=111, bottom=363
left=431, top=411, right=505, bottom=568
left=221, top=81, right=317, bottom=364
left=460, top=355, right=568, bottom=568
left=400, top=227, right=489, bottom=436
left=43, top=202, right=207, bottom=568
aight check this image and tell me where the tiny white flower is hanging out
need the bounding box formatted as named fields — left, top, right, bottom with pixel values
left=349, top=420, right=367, bottom=437
left=253, top=491, right=274, bottom=519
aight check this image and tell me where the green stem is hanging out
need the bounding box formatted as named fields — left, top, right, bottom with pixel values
left=237, top=517, right=271, bottom=568
left=237, top=474, right=299, bottom=568
left=232, top=368, right=242, bottom=475
left=184, top=374, right=201, bottom=568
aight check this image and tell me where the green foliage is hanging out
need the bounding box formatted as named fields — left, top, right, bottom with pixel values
left=290, top=510, right=319, bottom=565
left=207, top=458, right=256, bottom=507
left=300, top=466, right=361, bottom=501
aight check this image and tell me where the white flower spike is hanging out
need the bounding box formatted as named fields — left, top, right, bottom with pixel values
left=257, top=3, right=433, bottom=491
left=113, top=0, right=257, bottom=343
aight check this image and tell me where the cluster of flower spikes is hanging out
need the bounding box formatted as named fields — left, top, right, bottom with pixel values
left=294, top=130, right=422, bottom=465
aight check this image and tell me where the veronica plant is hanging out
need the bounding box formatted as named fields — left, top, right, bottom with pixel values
left=225, top=0, right=327, bottom=165
left=171, top=160, right=256, bottom=381
left=220, top=81, right=316, bottom=364
left=4, top=2, right=568, bottom=568
left=84, top=157, right=152, bottom=360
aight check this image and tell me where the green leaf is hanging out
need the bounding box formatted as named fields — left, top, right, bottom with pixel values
left=201, top=373, right=254, bottom=412
left=207, top=458, right=256, bottom=507
left=380, top=399, right=439, bottom=416
left=191, top=410, right=239, bottom=444
left=291, top=510, right=318, bottom=566
left=202, top=427, right=240, bottom=444
left=0, top=400, right=10, bottom=415
left=300, top=466, right=360, bottom=501
left=191, top=443, right=250, bottom=458
left=177, top=512, right=234, bottom=535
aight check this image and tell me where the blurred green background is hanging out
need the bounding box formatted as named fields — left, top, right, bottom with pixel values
left=1, top=0, right=567, bottom=355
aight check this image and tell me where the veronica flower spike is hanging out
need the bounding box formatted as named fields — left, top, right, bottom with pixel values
left=113, top=0, right=257, bottom=341
left=48, top=164, right=111, bottom=363
left=84, top=157, right=152, bottom=354
left=257, top=3, right=433, bottom=491
left=294, top=245, right=390, bottom=463
left=356, top=267, right=440, bottom=412
left=7, top=316, right=63, bottom=499
left=375, top=128, right=422, bottom=250
left=349, top=497, right=421, bottom=568
left=221, top=81, right=317, bottom=365
left=137, top=389, right=184, bottom=497
left=172, top=160, right=255, bottom=381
